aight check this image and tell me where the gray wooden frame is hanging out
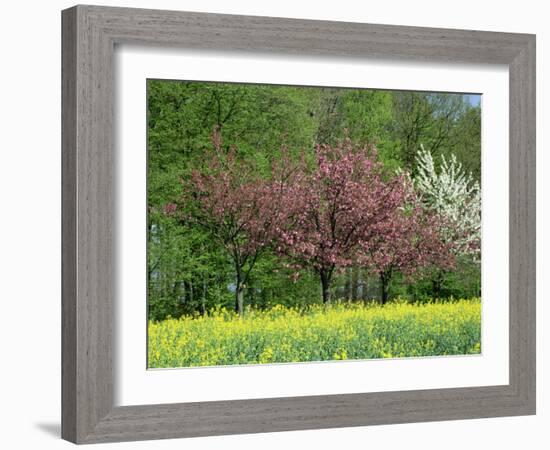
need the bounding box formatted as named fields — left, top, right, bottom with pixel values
left=61, top=4, right=536, bottom=444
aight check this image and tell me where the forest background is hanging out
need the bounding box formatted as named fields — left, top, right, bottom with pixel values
left=147, top=80, right=482, bottom=321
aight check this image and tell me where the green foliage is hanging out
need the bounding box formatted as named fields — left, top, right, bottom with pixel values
left=377, top=258, right=481, bottom=302
left=147, top=79, right=482, bottom=320
left=451, top=106, right=482, bottom=181
left=148, top=299, right=481, bottom=367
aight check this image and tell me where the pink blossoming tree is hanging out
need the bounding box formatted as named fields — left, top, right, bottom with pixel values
left=272, top=138, right=410, bottom=304
left=359, top=180, right=456, bottom=303
left=166, top=129, right=288, bottom=315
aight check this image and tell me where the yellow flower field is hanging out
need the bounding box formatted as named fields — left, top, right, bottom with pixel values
left=148, top=298, right=481, bottom=368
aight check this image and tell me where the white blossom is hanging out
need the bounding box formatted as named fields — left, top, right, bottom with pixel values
left=413, top=145, right=481, bottom=261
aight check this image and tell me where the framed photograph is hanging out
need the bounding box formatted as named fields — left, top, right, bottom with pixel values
left=61, top=5, right=536, bottom=444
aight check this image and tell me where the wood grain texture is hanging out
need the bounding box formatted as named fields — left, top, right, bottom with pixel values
left=61, top=4, right=536, bottom=444
left=508, top=36, right=536, bottom=407
left=61, top=7, right=77, bottom=443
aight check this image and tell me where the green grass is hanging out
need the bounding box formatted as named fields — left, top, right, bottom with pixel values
left=148, top=298, right=481, bottom=368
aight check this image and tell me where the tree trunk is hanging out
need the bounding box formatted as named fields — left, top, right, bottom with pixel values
left=351, top=267, right=359, bottom=301
left=200, top=278, right=207, bottom=316
left=235, top=287, right=244, bottom=315
left=380, top=272, right=390, bottom=305
left=183, top=281, right=187, bottom=303
left=234, top=266, right=246, bottom=315
left=344, top=268, right=352, bottom=300
left=432, top=270, right=444, bottom=299
left=320, top=270, right=332, bottom=304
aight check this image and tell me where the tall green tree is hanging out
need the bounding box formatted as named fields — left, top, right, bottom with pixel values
left=390, top=92, right=467, bottom=172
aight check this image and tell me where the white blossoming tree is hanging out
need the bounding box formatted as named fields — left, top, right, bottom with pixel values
left=414, top=145, right=481, bottom=259
left=412, top=145, right=481, bottom=296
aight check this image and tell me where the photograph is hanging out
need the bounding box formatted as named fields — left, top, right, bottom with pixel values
left=146, top=80, right=482, bottom=368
